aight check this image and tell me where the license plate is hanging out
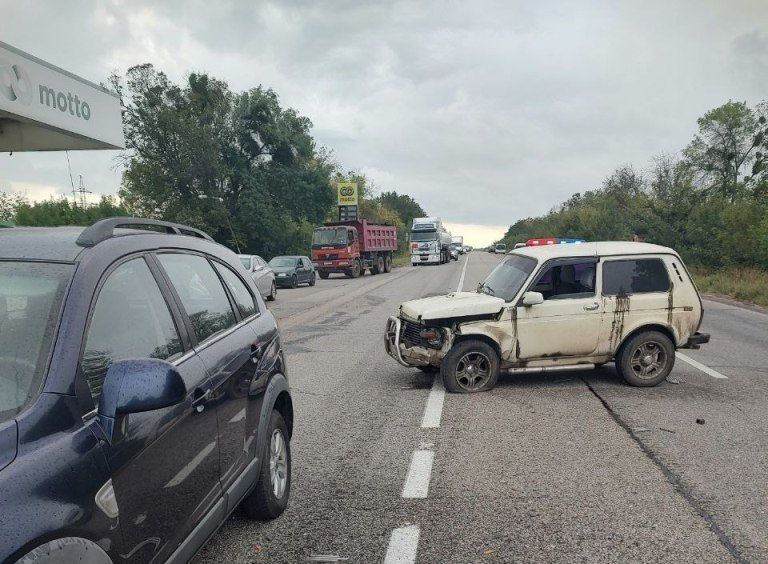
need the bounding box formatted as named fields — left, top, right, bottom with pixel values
left=420, top=257, right=428, bottom=261
left=324, top=261, right=333, bottom=265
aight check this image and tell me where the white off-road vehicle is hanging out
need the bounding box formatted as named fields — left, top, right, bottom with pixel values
left=385, top=242, right=710, bottom=393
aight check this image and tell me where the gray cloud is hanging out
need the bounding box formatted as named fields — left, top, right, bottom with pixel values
left=1, top=0, right=766, bottom=225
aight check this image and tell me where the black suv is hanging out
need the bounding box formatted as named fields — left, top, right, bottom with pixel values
left=0, top=218, right=293, bottom=563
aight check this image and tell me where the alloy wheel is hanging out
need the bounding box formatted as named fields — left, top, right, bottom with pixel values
left=269, top=429, right=288, bottom=499
left=455, top=351, right=492, bottom=391
left=629, top=341, right=667, bottom=380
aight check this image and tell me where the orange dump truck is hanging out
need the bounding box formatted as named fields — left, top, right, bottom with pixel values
left=311, top=220, right=398, bottom=279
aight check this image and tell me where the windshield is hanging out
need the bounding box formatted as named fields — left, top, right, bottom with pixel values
left=480, top=254, right=537, bottom=301
left=269, top=257, right=298, bottom=268
left=239, top=257, right=251, bottom=269
left=0, top=261, right=73, bottom=422
left=411, top=230, right=437, bottom=242
left=313, top=228, right=348, bottom=246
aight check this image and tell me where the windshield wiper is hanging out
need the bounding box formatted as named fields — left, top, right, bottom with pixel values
left=482, top=284, right=496, bottom=296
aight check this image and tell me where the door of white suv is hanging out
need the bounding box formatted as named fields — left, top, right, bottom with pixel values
left=515, top=258, right=602, bottom=361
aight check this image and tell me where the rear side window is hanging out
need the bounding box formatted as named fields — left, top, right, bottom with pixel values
left=214, top=262, right=258, bottom=319
left=81, top=258, right=183, bottom=406
left=602, top=258, right=670, bottom=295
left=157, top=254, right=237, bottom=343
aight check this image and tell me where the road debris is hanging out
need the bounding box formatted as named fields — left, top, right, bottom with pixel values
left=666, top=377, right=682, bottom=384
left=696, top=418, right=706, bottom=425
left=660, top=427, right=676, bottom=434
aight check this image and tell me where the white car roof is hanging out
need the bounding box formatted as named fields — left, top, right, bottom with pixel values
left=511, top=241, right=677, bottom=260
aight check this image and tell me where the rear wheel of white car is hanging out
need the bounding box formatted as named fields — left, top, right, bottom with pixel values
left=241, top=410, right=291, bottom=520
left=267, top=281, right=277, bottom=301
left=441, top=339, right=500, bottom=393
left=616, top=330, right=675, bottom=387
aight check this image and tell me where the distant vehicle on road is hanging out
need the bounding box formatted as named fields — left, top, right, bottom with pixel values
left=312, top=220, right=397, bottom=278
left=493, top=243, right=507, bottom=254
left=451, top=235, right=464, bottom=254
left=240, top=254, right=277, bottom=301
left=449, top=247, right=459, bottom=261
left=270, top=255, right=316, bottom=288
left=411, top=217, right=452, bottom=265
left=386, top=242, right=709, bottom=393
left=0, top=218, right=293, bottom=563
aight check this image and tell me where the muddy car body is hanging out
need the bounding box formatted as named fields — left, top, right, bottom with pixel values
left=385, top=242, right=710, bottom=392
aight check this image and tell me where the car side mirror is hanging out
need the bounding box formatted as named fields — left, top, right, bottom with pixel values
left=522, top=291, right=544, bottom=306
left=476, top=282, right=483, bottom=293
left=98, top=359, right=187, bottom=440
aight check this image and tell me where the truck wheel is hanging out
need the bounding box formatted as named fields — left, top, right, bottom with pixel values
left=441, top=339, right=500, bottom=393
left=350, top=259, right=362, bottom=278
left=319, top=271, right=329, bottom=279
left=241, top=410, right=291, bottom=520
left=616, top=330, right=675, bottom=387
left=372, top=256, right=384, bottom=274
left=384, top=255, right=392, bottom=272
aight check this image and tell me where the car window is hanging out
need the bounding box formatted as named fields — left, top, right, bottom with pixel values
left=80, top=258, right=183, bottom=407
left=602, top=258, right=670, bottom=295
left=481, top=254, right=537, bottom=301
left=302, top=258, right=311, bottom=269
left=239, top=256, right=252, bottom=270
left=214, top=262, right=258, bottom=319
left=157, top=253, right=237, bottom=343
left=531, top=261, right=596, bottom=300
left=0, top=261, right=73, bottom=422
left=254, top=256, right=265, bottom=267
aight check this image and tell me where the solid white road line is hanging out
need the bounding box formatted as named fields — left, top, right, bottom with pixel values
left=456, top=254, right=470, bottom=292
left=402, top=450, right=434, bottom=499
left=384, top=524, right=420, bottom=564
left=421, top=377, right=445, bottom=428
left=677, top=352, right=728, bottom=379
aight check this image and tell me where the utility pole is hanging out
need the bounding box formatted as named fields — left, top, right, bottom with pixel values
left=72, top=175, right=92, bottom=208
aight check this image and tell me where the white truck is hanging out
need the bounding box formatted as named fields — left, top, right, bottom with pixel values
left=451, top=235, right=465, bottom=255
left=410, top=217, right=452, bottom=265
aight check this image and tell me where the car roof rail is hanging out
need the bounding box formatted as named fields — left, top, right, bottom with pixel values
left=76, top=217, right=214, bottom=247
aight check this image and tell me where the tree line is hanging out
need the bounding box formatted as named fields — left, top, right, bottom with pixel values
left=0, top=64, right=426, bottom=257
left=500, top=100, right=768, bottom=270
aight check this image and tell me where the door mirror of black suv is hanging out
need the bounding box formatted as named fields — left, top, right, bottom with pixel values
left=99, top=359, right=187, bottom=421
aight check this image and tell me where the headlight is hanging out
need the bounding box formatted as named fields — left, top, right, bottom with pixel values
left=419, top=327, right=443, bottom=348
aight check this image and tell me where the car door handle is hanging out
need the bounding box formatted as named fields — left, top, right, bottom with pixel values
left=583, top=302, right=600, bottom=311
left=192, top=388, right=212, bottom=413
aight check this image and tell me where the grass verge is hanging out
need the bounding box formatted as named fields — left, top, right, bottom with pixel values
left=391, top=251, right=413, bottom=268
left=692, top=267, right=768, bottom=307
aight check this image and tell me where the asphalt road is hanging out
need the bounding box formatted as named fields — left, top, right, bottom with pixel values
left=197, top=252, right=768, bottom=563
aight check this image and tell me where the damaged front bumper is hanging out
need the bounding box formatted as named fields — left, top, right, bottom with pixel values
left=385, top=316, right=448, bottom=368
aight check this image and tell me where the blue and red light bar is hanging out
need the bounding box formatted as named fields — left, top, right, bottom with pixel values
left=526, top=238, right=585, bottom=246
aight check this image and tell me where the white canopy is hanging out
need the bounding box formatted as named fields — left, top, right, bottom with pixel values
left=0, top=41, right=124, bottom=152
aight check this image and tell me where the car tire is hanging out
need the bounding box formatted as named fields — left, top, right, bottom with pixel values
left=290, top=275, right=298, bottom=289
left=308, top=272, right=316, bottom=286
left=15, top=538, right=112, bottom=564
left=441, top=339, right=500, bottom=393
left=267, top=281, right=277, bottom=301
left=241, top=410, right=291, bottom=520
left=319, top=271, right=329, bottom=279
left=615, top=330, right=675, bottom=387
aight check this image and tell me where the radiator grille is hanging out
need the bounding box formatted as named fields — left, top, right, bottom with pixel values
left=400, top=319, right=424, bottom=347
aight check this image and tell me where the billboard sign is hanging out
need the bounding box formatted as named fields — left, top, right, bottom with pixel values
left=336, top=181, right=359, bottom=206
left=0, top=41, right=124, bottom=151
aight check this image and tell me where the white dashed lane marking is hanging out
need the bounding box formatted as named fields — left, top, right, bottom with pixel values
left=421, top=378, right=445, bottom=428
left=401, top=449, right=435, bottom=499
left=384, top=524, right=420, bottom=564
left=676, top=352, right=728, bottom=379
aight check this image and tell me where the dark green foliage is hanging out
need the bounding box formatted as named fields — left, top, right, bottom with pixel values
left=10, top=196, right=127, bottom=227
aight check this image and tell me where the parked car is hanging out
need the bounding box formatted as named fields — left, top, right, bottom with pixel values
left=0, top=218, right=293, bottom=563
left=449, top=247, right=459, bottom=261
left=385, top=242, right=709, bottom=393
left=240, top=254, right=277, bottom=301
left=269, top=256, right=316, bottom=288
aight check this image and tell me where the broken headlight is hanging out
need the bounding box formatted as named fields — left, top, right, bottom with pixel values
left=419, top=327, right=444, bottom=348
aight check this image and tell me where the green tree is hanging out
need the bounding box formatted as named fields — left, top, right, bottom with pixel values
left=684, top=101, right=762, bottom=202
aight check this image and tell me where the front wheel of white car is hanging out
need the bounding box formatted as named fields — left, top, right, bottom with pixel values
left=441, top=339, right=500, bottom=393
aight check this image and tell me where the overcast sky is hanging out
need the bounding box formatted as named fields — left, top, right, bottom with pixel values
left=1, top=0, right=767, bottom=245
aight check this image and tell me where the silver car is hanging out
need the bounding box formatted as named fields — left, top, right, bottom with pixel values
left=239, top=254, right=277, bottom=301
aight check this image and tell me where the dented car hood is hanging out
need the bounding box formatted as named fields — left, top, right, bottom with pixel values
left=400, top=292, right=505, bottom=321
